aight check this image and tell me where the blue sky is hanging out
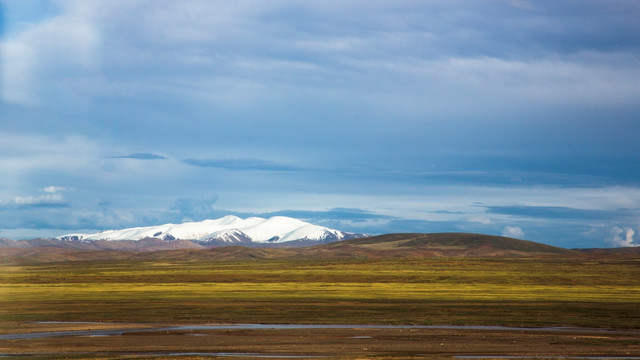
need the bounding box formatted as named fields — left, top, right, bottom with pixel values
left=1, top=0, right=639, bottom=248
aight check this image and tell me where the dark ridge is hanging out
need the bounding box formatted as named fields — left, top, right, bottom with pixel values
left=335, top=233, right=573, bottom=254
left=574, top=247, right=640, bottom=256
left=321, top=233, right=574, bottom=255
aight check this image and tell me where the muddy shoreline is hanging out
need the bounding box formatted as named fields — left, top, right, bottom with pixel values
left=1, top=322, right=639, bottom=359
left=2, top=322, right=639, bottom=340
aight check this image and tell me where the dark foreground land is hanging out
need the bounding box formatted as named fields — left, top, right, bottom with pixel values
left=2, top=322, right=640, bottom=359
left=1, top=244, right=639, bottom=358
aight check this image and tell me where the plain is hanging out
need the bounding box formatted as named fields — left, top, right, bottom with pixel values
left=1, top=257, right=639, bottom=328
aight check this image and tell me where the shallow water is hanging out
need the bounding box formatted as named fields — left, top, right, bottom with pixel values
left=454, top=357, right=640, bottom=359
left=0, top=322, right=637, bottom=341
left=0, top=352, right=323, bottom=358
left=142, top=353, right=323, bottom=358
left=0, top=328, right=128, bottom=340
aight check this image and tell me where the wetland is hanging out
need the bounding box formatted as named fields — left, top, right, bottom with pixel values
left=1, top=255, right=639, bottom=358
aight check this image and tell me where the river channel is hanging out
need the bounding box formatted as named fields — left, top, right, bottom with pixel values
left=1, top=322, right=636, bottom=341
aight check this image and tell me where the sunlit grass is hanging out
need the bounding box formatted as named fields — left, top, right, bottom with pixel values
left=1, top=282, right=638, bottom=302
left=1, top=258, right=639, bottom=327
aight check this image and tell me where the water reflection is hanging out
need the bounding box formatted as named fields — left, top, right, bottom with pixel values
left=1, top=322, right=637, bottom=341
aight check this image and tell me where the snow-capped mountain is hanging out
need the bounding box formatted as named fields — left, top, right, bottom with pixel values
left=59, top=215, right=364, bottom=245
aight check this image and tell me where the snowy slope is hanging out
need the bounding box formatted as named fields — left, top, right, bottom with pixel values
left=59, top=215, right=363, bottom=244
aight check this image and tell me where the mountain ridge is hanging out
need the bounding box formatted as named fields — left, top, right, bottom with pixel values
left=55, top=215, right=365, bottom=245
left=2, top=232, right=618, bottom=265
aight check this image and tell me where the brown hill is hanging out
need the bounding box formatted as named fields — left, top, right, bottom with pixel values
left=574, top=246, right=640, bottom=258
left=4, top=238, right=206, bottom=251
left=0, top=238, right=22, bottom=248
left=0, top=233, right=582, bottom=264
left=308, top=233, right=575, bottom=258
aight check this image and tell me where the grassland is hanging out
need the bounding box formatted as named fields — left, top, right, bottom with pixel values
left=1, top=257, right=639, bottom=329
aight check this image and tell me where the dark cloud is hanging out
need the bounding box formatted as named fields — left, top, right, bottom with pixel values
left=0, top=202, right=69, bottom=210
left=465, top=1, right=640, bottom=57
left=485, top=205, right=638, bottom=221
left=396, top=155, right=640, bottom=187
left=16, top=202, right=69, bottom=209
left=262, top=207, right=394, bottom=222
left=107, top=153, right=167, bottom=160
left=371, top=219, right=485, bottom=235
left=183, top=158, right=303, bottom=172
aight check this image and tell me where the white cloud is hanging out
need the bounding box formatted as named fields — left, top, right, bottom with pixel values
left=0, top=133, right=101, bottom=176
left=502, top=226, right=525, bottom=239
left=346, top=53, right=640, bottom=113
left=43, top=186, right=73, bottom=193
left=607, top=226, right=638, bottom=247
left=2, top=0, right=101, bottom=105
left=4, top=0, right=639, bottom=112
left=506, top=0, right=535, bottom=10
left=13, top=193, right=66, bottom=206
left=468, top=216, right=492, bottom=225
left=0, top=132, right=184, bottom=200
left=4, top=186, right=72, bottom=207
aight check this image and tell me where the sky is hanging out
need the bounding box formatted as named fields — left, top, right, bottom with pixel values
left=1, top=0, right=639, bottom=248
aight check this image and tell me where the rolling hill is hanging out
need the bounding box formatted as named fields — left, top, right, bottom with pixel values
left=316, top=233, right=575, bottom=257
left=0, top=232, right=584, bottom=264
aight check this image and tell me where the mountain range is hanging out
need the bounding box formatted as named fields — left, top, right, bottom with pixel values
left=5, top=231, right=637, bottom=265
left=1, top=216, right=637, bottom=263
left=2, top=215, right=365, bottom=250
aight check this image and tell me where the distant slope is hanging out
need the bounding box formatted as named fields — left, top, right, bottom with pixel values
left=2, top=238, right=206, bottom=251
left=0, top=238, right=22, bottom=248
left=574, top=247, right=640, bottom=257
left=0, top=232, right=585, bottom=264
left=312, top=233, right=576, bottom=258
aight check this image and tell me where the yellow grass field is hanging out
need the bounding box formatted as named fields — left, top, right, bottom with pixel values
left=1, top=258, right=639, bottom=328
